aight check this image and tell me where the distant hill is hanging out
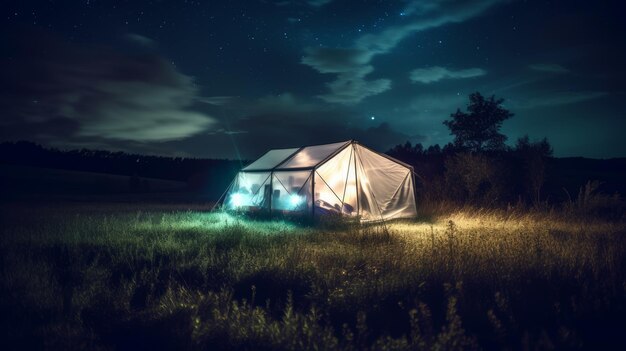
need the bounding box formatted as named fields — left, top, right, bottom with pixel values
left=0, top=141, right=245, bottom=200
left=0, top=164, right=198, bottom=202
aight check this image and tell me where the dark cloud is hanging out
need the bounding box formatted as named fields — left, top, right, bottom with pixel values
left=2, top=0, right=624, bottom=158
left=190, top=93, right=417, bottom=158
left=319, top=67, right=392, bottom=105
left=225, top=113, right=413, bottom=159
left=301, top=47, right=370, bottom=74
left=0, top=31, right=215, bottom=146
left=0, top=116, right=80, bottom=141
left=301, top=48, right=390, bottom=104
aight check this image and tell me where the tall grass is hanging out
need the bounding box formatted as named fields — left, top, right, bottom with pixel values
left=0, top=203, right=625, bottom=350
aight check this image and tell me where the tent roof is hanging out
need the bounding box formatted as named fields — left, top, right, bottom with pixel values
left=242, top=147, right=300, bottom=171
left=241, top=140, right=412, bottom=172
left=243, top=140, right=351, bottom=171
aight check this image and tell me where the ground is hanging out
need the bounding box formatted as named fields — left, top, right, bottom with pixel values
left=0, top=202, right=625, bottom=350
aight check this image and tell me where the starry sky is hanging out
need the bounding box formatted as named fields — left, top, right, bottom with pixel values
left=1, top=0, right=625, bottom=159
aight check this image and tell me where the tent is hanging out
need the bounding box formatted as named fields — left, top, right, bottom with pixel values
left=218, top=140, right=417, bottom=222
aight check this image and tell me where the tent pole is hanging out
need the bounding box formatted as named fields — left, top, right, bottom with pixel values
left=412, top=169, right=418, bottom=216
left=311, top=171, right=315, bottom=222
left=211, top=175, right=237, bottom=211
left=269, top=171, right=273, bottom=217
left=339, top=146, right=353, bottom=213
left=353, top=142, right=360, bottom=217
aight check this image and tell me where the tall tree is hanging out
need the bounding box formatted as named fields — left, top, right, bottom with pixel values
left=443, top=92, right=514, bottom=152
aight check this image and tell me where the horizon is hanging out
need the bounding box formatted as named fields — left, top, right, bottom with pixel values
left=4, top=139, right=626, bottom=162
left=1, top=1, right=625, bottom=159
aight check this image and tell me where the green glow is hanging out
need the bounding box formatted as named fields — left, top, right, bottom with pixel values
left=289, top=194, right=303, bottom=207
left=231, top=193, right=244, bottom=207
left=229, top=192, right=251, bottom=208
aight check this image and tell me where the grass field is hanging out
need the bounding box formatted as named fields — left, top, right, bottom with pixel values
left=1, top=202, right=625, bottom=350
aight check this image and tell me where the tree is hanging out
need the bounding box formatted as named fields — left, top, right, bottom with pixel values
left=443, top=92, right=514, bottom=152
left=514, top=135, right=553, bottom=158
left=387, top=142, right=427, bottom=167
left=514, top=135, right=553, bottom=204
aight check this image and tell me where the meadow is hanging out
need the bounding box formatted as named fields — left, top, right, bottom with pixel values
left=1, top=202, right=625, bottom=350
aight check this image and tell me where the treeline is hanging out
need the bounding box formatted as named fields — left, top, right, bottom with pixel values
left=385, top=92, right=624, bottom=218
left=0, top=141, right=242, bottom=195
left=387, top=137, right=552, bottom=204
left=386, top=139, right=625, bottom=218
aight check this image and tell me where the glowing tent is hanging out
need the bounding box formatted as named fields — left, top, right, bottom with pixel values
left=219, top=140, right=417, bottom=222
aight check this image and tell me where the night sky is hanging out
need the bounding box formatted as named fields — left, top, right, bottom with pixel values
left=1, top=0, right=625, bottom=159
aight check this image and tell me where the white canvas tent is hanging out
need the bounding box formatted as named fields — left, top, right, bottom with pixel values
left=219, top=140, right=417, bottom=222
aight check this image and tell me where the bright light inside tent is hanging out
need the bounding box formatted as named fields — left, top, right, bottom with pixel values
left=231, top=193, right=243, bottom=207
left=289, top=194, right=303, bottom=207
left=230, top=192, right=250, bottom=208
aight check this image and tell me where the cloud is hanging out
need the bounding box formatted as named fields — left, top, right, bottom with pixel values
left=199, top=96, right=237, bottom=106
left=319, top=74, right=391, bottom=104
left=193, top=92, right=412, bottom=157
left=206, top=128, right=248, bottom=136
left=529, top=63, right=570, bottom=74
left=0, top=32, right=215, bottom=145
left=355, top=0, right=504, bottom=54
left=320, top=66, right=392, bottom=104
left=410, top=66, right=486, bottom=83
left=302, top=0, right=506, bottom=104
left=125, top=33, right=157, bottom=48
left=301, top=47, right=371, bottom=74
left=512, top=91, right=608, bottom=109
left=300, top=48, right=392, bottom=104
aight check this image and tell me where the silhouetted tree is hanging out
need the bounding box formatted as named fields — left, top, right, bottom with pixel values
left=515, top=135, right=553, bottom=157
left=443, top=92, right=514, bottom=152
left=444, top=152, right=508, bottom=204
left=387, top=141, right=425, bottom=161
left=425, top=144, right=439, bottom=154
left=514, top=135, right=553, bottom=204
